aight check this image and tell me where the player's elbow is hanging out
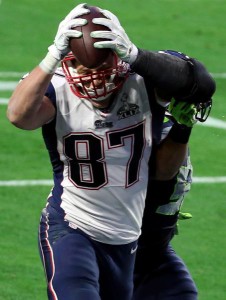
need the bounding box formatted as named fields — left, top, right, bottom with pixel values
left=7, top=106, right=32, bottom=130
left=189, top=60, right=216, bottom=103
left=198, top=67, right=216, bottom=100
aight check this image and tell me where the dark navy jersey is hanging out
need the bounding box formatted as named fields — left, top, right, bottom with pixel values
left=139, top=117, right=192, bottom=255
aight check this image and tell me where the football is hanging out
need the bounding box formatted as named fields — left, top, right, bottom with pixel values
left=69, top=6, right=111, bottom=68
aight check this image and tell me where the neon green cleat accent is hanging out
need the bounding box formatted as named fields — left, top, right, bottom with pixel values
left=178, top=212, right=193, bottom=220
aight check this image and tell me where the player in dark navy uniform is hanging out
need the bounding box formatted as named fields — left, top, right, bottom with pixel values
left=7, top=3, right=215, bottom=300
left=133, top=111, right=198, bottom=300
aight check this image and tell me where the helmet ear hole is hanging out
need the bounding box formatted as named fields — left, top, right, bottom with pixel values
left=61, top=53, right=129, bottom=101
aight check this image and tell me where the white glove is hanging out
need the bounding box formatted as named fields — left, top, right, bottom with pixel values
left=49, top=3, right=90, bottom=60
left=40, top=3, right=90, bottom=73
left=91, top=9, right=138, bottom=64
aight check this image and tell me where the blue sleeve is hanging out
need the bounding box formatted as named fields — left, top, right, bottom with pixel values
left=45, top=82, right=56, bottom=109
left=162, top=50, right=191, bottom=61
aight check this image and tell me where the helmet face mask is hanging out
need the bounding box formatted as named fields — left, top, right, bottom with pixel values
left=195, top=99, right=212, bottom=122
left=62, top=52, right=129, bottom=102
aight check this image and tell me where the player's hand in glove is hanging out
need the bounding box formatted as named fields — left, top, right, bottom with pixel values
left=40, top=3, right=89, bottom=74
left=91, top=9, right=138, bottom=64
left=169, top=99, right=197, bottom=127
left=48, top=3, right=90, bottom=60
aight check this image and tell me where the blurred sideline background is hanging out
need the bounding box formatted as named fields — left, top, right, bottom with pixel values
left=0, top=0, right=225, bottom=299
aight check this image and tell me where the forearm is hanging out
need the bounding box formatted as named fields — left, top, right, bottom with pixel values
left=155, top=136, right=188, bottom=180
left=7, top=66, right=54, bottom=130
left=131, top=49, right=193, bottom=95
left=131, top=49, right=216, bottom=105
left=154, top=120, right=192, bottom=180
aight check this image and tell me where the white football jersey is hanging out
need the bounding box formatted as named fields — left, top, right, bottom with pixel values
left=43, top=68, right=153, bottom=244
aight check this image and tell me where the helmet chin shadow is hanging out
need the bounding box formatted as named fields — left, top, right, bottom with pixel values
left=84, top=83, right=116, bottom=102
left=61, top=52, right=129, bottom=101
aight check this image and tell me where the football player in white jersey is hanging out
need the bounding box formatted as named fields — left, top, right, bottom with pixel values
left=7, top=3, right=215, bottom=300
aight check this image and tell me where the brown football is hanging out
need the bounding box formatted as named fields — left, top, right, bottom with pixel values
left=69, top=6, right=111, bottom=68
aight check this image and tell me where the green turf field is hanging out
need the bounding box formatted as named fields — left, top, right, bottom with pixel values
left=0, top=0, right=226, bottom=299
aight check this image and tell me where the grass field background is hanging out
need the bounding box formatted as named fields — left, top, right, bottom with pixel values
left=0, top=0, right=226, bottom=299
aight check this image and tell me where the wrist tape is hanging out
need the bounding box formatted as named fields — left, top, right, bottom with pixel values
left=39, top=52, right=60, bottom=74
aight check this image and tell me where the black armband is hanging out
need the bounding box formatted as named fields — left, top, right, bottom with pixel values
left=168, top=122, right=192, bottom=144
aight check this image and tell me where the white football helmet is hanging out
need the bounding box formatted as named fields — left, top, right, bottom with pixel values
left=61, top=52, right=129, bottom=101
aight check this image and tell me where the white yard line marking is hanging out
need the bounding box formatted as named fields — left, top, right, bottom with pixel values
left=0, top=98, right=9, bottom=104
left=1, top=96, right=226, bottom=129
left=211, top=73, right=226, bottom=79
left=0, top=81, right=18, bottom=91
left=0, top=72, right=24, bottom=78
left=193, top=177, right=226, bottom=183
left=0, top=71, right=225, bottom=78
left=0, top=180, right=53, bottom=186
left=200, top=117, right=226, bottom=130
left=0, top=177, right=226, bottom=186
left=1, top=99, right=223, bottom=131
left=0, top=71, right=226, bottom=102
